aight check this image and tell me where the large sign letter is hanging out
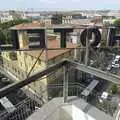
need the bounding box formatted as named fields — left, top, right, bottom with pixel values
left=108, top=27, right=120, bottom=46
left=27, top=29, right=45, bottom=48
left=80, top=28, right=101, bottom=47
left=54, top=28, right=73, bottom=48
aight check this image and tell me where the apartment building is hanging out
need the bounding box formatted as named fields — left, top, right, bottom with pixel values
left=39, top=14, right=62, bottom=26
left=62, top=15, right=72, bottom=24
left=0, top=15, right=13, bottom=23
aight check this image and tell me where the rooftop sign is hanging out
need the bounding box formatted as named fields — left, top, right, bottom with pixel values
left=0, top=26, right=120, bottom=50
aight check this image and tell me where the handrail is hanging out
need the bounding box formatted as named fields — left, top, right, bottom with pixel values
left=1, top=59, right=120, bottom=99
left=0, top=59, right=68, bottom=98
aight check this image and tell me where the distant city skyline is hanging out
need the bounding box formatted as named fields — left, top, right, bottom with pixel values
left=0, top=0, right=120, bottom=10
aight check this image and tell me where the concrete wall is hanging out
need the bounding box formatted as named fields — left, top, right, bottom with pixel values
left=46, top=105, right=96, bottom=120
left=46, top=108, right=60, bottom=120
left=17, top=51, right=48, bottom=102
left=45, top=105, right=72, bottom=120
left=17, top=51, right=46, bottom=73
left=60, top=105, right=72, bottom=120
left=72, top=105, right=95, bottom=120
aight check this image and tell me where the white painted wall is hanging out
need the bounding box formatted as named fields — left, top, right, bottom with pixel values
left=72, top=105, right=96, bottom=120
left=60, top=105, right=72, bottom=120
left=46, top=108, right=60, bottom=120
left=47, top=105, right=96, bottom=120
left=27, top=98, right=112, bottom=120
left=71, top=35, right=78, bottom=44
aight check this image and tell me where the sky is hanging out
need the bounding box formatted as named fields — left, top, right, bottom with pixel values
left=0, top=0, right=120, bottom=10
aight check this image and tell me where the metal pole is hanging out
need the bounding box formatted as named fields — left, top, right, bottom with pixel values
left=63, top=64, right=69, bottom=103
left=44, top=27, right=49, bottom=103
left=85, top=27, right=89, bottom=66
left=45, top=28, right=48, bottom=67
left=107, top=28, right=110, bottom=47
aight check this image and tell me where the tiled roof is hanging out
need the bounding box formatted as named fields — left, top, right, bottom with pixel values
left=10, top=22, right=72, bottom=30
left=24, top=40, right=77, bottom=61
left=10, top=22, right=46, bottom=30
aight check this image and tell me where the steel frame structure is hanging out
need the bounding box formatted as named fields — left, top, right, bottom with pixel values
left=0, top=59, right=120, bottom=102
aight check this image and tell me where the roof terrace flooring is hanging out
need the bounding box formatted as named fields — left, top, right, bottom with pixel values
left=27, top=97, right=113, bottom=120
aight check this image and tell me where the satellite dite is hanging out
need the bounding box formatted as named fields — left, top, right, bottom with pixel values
left=0, top=26, right=120, bottom=50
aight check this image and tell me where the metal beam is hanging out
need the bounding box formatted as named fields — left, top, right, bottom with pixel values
left=68, top=60, right=120, bottom=85
left=1, top=46, right=120, bottom=52
left=63, top=64, right=69, bottom=103
left=0, top=60, right=68, bottom=99
left=1, top=59, right=120, bottom=99
left=85, top=28, right=89, bottom=66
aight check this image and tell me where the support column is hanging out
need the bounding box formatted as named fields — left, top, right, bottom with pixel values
left=63, top=64, right=69, bottom=103
left=85, top=28, right=89, bottom=66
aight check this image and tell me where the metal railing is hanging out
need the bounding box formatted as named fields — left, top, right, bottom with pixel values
left=47, top=83, right=118, bottom=116
left=0, top=48, right=120, bottom=119
left=0, top=82, right=118, bottom=120
left=0, top=97, right=41, bottom=120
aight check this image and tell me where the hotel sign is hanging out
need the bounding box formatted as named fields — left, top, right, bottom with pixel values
left=0, top=26, right=120, bottom=50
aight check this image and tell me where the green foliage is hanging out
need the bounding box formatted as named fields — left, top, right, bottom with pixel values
left=0, top=30, right=6, bottom=44
left=0, top=19, right=31, bottom=29
left=113, top=18, right=120, bottom=26
left=3, top=29, right=12, bottom=44
left=0, top=19, right=31, bottom=44
left=110, top=84, right=118, bottom=94
left=98, top=101, right=117, bottom=115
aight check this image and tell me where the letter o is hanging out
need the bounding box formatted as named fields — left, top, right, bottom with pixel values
left=80, top=28, right=101, bottom=47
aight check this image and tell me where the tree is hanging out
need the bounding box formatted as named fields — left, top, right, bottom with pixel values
left=0, top=19, right=31, bottom=29
left=3, top=29, right=12, bottom=44
left=0, top=19, right=31, bottom=44
left=0, top=30, right=6, bottom=44
left=110, top=84, right=118, bottom=94
left=113, top=18, right=120, bottom=26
